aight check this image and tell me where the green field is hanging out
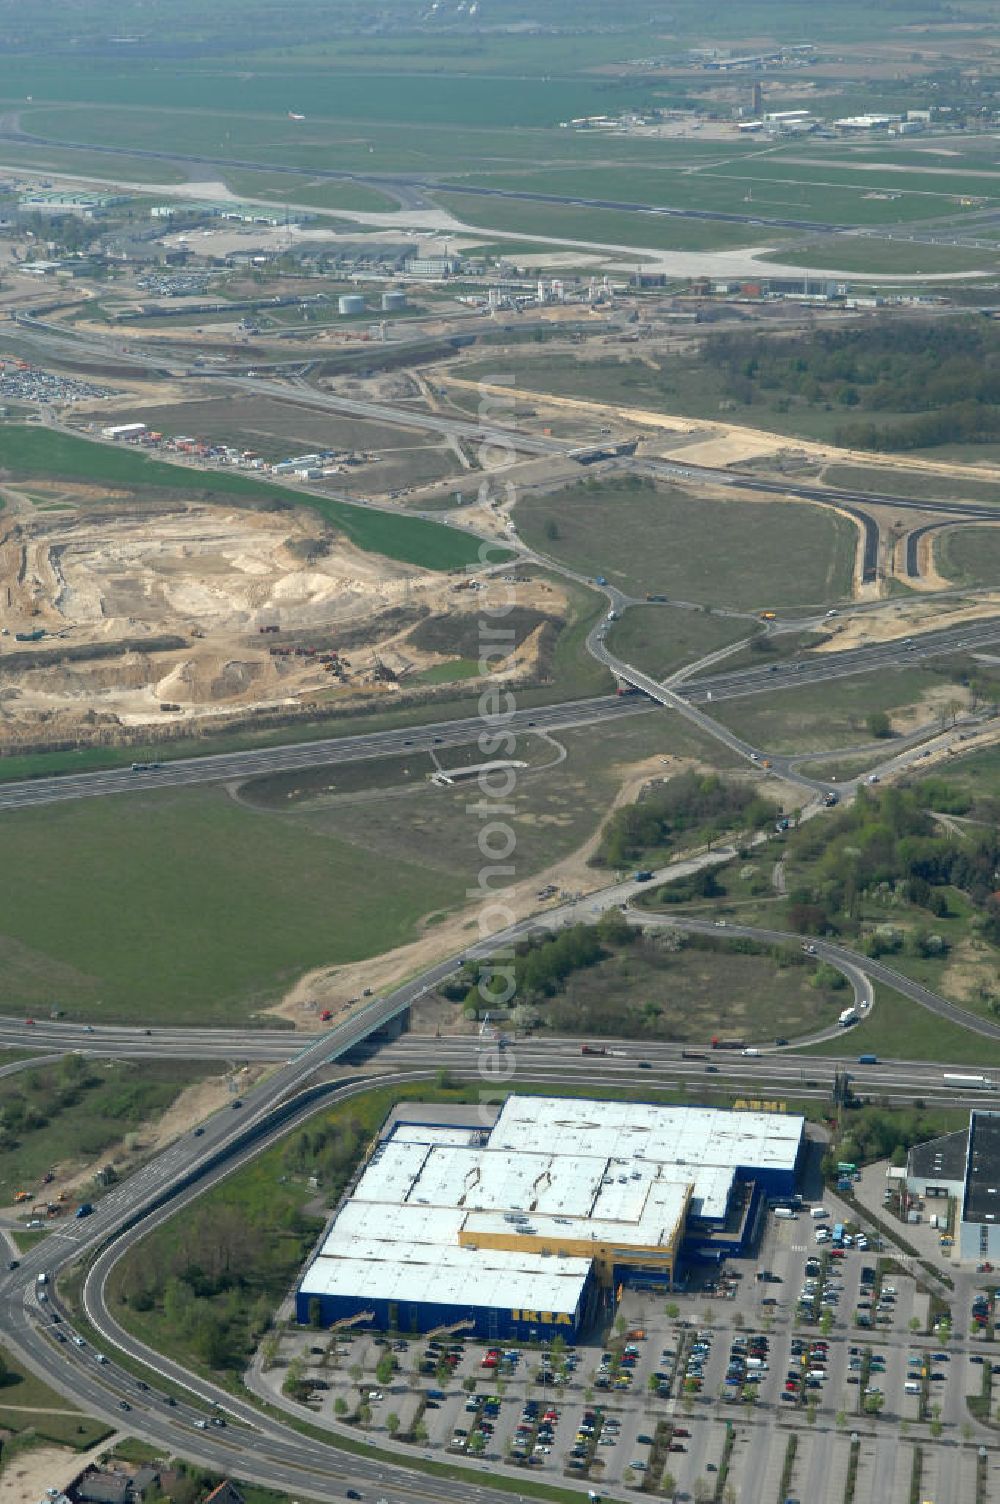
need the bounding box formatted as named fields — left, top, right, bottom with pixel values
left=0, top=713, right=736, bottom=1027
left=517, top=477, right=856, bottom=610
left=935, top=525, right=1000, bottom=588
left=0, top=1057, right=215, bottom=1190
left=0, top=785, right=463, bottom=1025
left=606, top=607, right=757, bottom=679
left=242, top=715, right=737, bottom=910
left=0, top=425, right=495, bottom=571
left=758, top=236, right=997, bottom=277
left=443, top=162, right=974, bottom=230
left=796, top=984, right=1000, bottom=1067
left=0, top=1342, right=111, bottom=1451
left=822, top=464, right=1000, bottom=507
left=219, top=170, right=396, bottom=213
left=432, top=190, right=771, bottom=254
left=712, top=667, right=947, bottom=754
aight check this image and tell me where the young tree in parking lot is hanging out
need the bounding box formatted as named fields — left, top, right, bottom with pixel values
left=622, top=1468, right=635, bottom=1487
left=647, top=1374, right=660, bottom=1394
left=334, top=1397, right=348, bottom=1417
left=358, top=1402, right=372, bottom=1428
left=864, top=1393, right=884, bottom=1416
left=615, top=1315, right=627, bottom=1338
left=376, top=1354, right=395, bottom=1386
left=463, top=1377, right=477, bottom=1394
left=660, top=1473, right=675, bottom=1497
left=435, top=1362, right=450, bottom=1386
left=835, top=1410, right=847, bottom=1430
left=908, top=1316, right=921, bottom=1333
left=806, top=1400, right=818, bottom=1425
left=349, top=1364, right=363, bottom=1386
left=665, top=1303, right=680, bottom=1320
left=820, top=1309, right=834, bottom=1337
left=414, top=1419, right=428, bottom=1444
left=386, top=1412, right=399, bottom=1436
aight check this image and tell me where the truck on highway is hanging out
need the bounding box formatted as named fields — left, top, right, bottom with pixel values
left=711, top=1036, right=746, bottom=1050
left=75, top=1202, right=93, bottom=1219
left=943, top=1073, right=994, bottom=1090
left=857, top=1055, right=878, bottom=1065
left=838, top=1007, right=858, bottom=1028
left=681, top=1050, right=707, bottom=1060
left=581, top=1044, right=607, bottom=1056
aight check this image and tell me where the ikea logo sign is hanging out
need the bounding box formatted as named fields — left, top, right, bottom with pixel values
left=511, top=1309, right=572, bottom=1325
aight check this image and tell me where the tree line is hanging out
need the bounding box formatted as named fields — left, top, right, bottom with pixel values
left=698, top=318, right=1000, bottom=452
left=594, top=770, right=780, bottom=869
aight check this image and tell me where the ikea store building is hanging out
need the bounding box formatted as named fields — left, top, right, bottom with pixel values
left=296, top=1094, right=804, bottom=1341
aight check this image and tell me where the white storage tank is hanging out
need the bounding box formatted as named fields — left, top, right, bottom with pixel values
left=381, top=290, right=407, bottom=312
left=338, top=294, right=365, bottom=316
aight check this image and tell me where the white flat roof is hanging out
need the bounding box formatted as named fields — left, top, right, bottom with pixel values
left=300, top=1096, right=801, bottom=1312
left=301, top=1237, right=591, bottom=1313
left=389, top=1124, right=480, bottom=1148
left=489, top=1095, right=803, bottom=1174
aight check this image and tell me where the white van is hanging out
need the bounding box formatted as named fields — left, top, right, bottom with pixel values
left=904, top=1380, right=921, bottom=1395
left=774, top=1207, right=797, bottom=1220
left=810, top=1207, right=829, bottom=1220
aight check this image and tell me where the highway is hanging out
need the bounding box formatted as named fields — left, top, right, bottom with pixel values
left=0, top=695, right=648, bottom=811
left=678, top=615, right=1000, bottom=704
left=1, top=608, right=993, bottom=811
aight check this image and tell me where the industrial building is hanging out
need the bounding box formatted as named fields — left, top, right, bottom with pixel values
left=296, top=1095, right=804, bottom=1339
left=906, top=1110, right=1000, bottom=1260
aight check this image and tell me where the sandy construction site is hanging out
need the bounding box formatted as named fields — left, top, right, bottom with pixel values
left=0, top=499, right=561, bottom=744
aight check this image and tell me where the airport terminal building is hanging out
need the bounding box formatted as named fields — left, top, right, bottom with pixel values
left=296, top=1095, right=805, bottom=1339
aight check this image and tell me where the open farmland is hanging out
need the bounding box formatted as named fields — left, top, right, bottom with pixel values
left=606, top=606, right=756, bottom=678
left=934, top=526, right=1000, bottom=589
left=516, top=476, right=856, bottom=609
left=711, top=665, right=960, bottom=754
left=0, top=714, right=736, bottom=1028
left=0, top=784, right=463, bottom=1025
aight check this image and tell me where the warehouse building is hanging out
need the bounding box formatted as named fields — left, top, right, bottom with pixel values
left=295, top=1095, right=804, bottom=1339
left=906, top=1110, right=1000, bottom=1261
left=960, top=1112, right=1000, bottom=1262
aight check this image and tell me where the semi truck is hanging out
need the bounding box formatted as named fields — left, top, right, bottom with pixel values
left=838, top=1007, right=858, bottom=1028
left=711, top=1036, right=746, bottom=1050
left=581, top=1044, right=607, bottom=1056
left=943, top=1073, right=994, bottom=1090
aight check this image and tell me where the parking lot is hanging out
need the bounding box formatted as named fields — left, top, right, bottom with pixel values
left=261, top=1202, right=1000, bottom=1501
